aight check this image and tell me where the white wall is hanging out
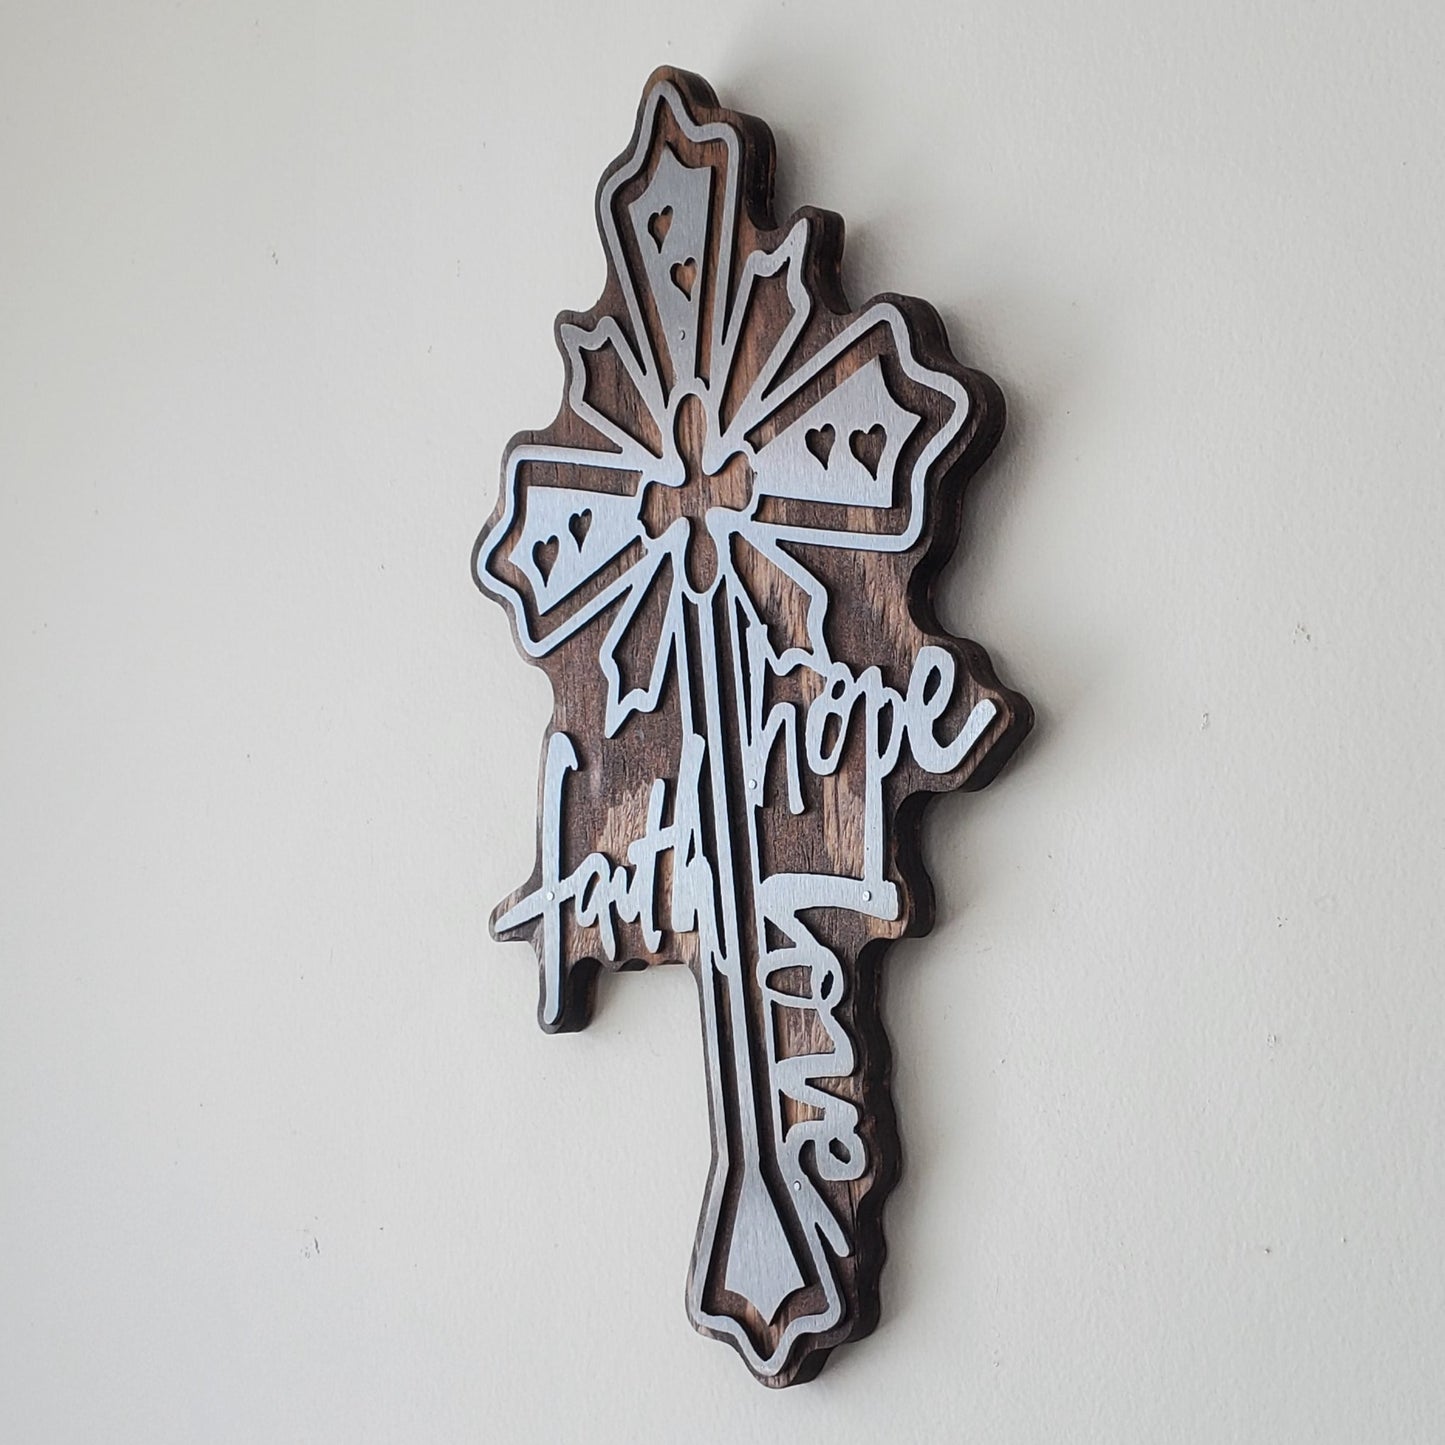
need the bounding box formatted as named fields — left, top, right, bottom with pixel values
left=4, top=2, right=1444, bottom=1440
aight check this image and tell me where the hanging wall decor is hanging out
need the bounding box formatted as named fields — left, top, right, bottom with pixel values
left=473, top=67, right=1032, bottom=1386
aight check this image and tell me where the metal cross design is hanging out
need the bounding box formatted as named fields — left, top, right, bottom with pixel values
left=473, top=68, right=1031, bottom=1386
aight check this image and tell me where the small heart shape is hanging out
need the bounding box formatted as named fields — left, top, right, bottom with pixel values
left=670, top=257, right=697, bottom=299
left=850, top=423, right=886, bottom=478
left=648, top=206, right=673, bottom=250
left=805, top=423, right=836, bottom=468
left=567, top=508, right=592, bottom=550
left=532, top=535, right=559, bottom=583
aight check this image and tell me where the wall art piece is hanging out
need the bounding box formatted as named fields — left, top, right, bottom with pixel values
left=473, top=67, right=1032, bottom=1386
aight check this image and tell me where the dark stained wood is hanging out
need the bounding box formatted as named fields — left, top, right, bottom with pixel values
left=474, top=66, right=1032, bottom=1387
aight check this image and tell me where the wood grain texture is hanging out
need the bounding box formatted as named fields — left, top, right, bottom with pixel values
left=473, top=67, right=1032, bottom=1386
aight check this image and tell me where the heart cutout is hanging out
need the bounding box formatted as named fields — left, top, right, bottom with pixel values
left=850, top=424, right=886, bottom=478
left=648, top=206, right=673, bottom=250
left=532, top=535, right=559, bottom=584
left=670, top=257, right=697, bottom=299
left=567, top=508, right=592, bottom=549
left=805, top=423, right=836, bottom=468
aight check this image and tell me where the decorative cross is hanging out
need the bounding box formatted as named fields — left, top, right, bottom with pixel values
left=473, top=67, right=1031, bottom=1386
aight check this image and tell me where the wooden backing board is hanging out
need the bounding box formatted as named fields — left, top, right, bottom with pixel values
left=473, top=67, right=1032, bottom=1387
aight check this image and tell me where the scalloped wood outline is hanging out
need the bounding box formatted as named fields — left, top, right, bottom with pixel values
left=474, top=67, right=1033, bottom=1386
